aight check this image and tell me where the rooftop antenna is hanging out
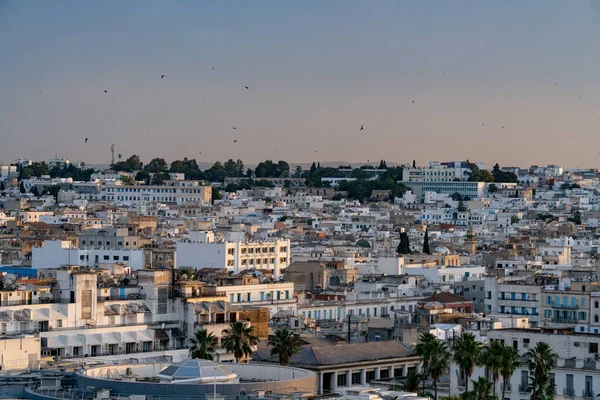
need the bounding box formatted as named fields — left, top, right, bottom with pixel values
left=110, top=144, right=115, bottom=166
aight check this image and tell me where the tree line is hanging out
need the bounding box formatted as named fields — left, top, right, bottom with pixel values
left=189, top=324, right=301, bottom=366
left=416, top=332, right=557, bottom=400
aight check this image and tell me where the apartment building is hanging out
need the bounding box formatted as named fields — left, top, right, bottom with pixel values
left=32, top=240, right=144, bottom=270
left=484, top=276, right=542, bottom=327
left=176, top=231, right=291, bottom=278
left=101, top=181, right=212, bottom=205
left=449, top=328, right=600, bottom=400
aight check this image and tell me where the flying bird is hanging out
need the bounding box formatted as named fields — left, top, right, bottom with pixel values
left=104, top=90, right=108, bottom=93
left=245, top=86, right=249, bottom=89
left=85, top=138, right=88, bottom=143
left=161, top=75, right=166, bottom=79
left=233, top=127, right=236, bottom=130
left=412, top=100, right=415, bottom=103
left=360, top=125, right=364, bottom=131
left=234, top=140, right=238, bottom=143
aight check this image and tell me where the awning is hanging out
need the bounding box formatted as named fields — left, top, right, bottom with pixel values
left=32, top=308, right=50, bottom=320
left=171, top=328, right=186, bottom=340
left=66, top=334, right=85, bottom=347
left=119, top=331, right=136, bottom=343
left=154, top=329, right=170, bottom=342
left=102, top=332, right=119, bottom=344
left=86, top=334, right=103, bottom=346
left=136, top=330, right=155, bottom=342
left=45, top=335, right=66, bottom=348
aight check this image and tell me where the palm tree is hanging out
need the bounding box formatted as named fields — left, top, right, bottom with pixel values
left=453, top=333, right=482, bottom=392
left=428, top=339, right=451, bottom=400
left=268, top=328, right=302, bottom=366
left=480, top=340, right=504, bottom=397
left=416, top=333, right=437, bottom=393
left=527, top=342, right=557, bottom=400
left=221, top=321, right=259, bottom=363
left=500, top=345, right=521, bottom=400
left=188, top=330, right=218, bottom=360
left=463, top=377, right=495, bottom=400
left=401, top=368, right=420, bottom=393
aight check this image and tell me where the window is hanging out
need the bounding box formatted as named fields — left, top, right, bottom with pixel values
left=123, top=256, right=129, bottom=261
left=103, top=255, right=110, bottom=260
left=589, top=342, right=598, bottom=353
left=113, top=256, right=119, bottom=261
left=55, top=320, right=63, bottom=328
left=352, top=372, right=361, bottom=385
left=337, top=373, right=347, bottom=387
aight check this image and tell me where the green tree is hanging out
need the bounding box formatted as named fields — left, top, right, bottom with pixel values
left=19, top=181, right=26, bottom=193
left=221, top=321, right=259, bottom=363
left=145, top=158, right=168, bottom=173
left=458, top=200, right=467, bottom=212
left=500, top=345, right=520, bottom=400
left=453, top=333, right=482, bottom=393
left=135, top=170, right=150, bottom=183
left=488, top=183, right=498, bottom=193
left=511, top=215, right=520, bottom=224
left=480, top=340, right=504, bottom=397
left=401, top=368, right=421, bottom=393
left=189, top=330, right=218, bottom=360
left=451, top=192, right=463, bottom=201
left=416, top=333, right=437, bottom=394
left=121, top=175, right=135, bottom=185
left=428, top=339, right=451, bottom=400
left=294, top=165, right=303, bottom=178
left=268, top=328, right=302, bottom=366
left=527, top=342, right=557, bottom=400
left=423, top=229, right=431, bottom=255
left=31, top=186, right=40, bottom=197
left=212, top=187, right=223, bottom=203
left=397, top=232, right=411, bottom=254
left=43, top=185, right=61, bottom=204
left=462, top=377, right=495, bottom=400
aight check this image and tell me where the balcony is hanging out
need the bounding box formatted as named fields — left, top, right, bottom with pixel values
left=550, top=317, right=579, bottom=324
left=583, top=390, right=594, bottom=399
left=549, top=302, right=579, bottom=310
left=563, top=388, right=575, bottom=397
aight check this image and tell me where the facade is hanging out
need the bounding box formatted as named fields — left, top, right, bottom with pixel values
left=252, top=340, right=420, bottom=394
left=101, top=181, right=212, bottom=205
left=176, top=232, right=291, bottom=278
left=449, top=328, right=600, bottom=400
left=32, top=240, right=144, bottom=270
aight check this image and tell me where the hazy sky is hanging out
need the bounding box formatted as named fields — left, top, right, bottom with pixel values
left=2, top=1, right=600, bottom=168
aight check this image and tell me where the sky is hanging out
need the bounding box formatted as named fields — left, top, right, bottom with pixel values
left=2, top=1, right=600, bottom=168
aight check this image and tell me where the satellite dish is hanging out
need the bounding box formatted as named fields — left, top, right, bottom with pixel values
left=40, top=293, right=54, bottom=303
left=2, top=274, right=17, bottom=288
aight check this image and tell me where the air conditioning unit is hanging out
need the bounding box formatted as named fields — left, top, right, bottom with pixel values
left=574, top=342, right=581, bottom=347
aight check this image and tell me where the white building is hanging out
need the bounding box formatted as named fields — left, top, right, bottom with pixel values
left=449, top=328, right=600, bottom=400
left=176, top=231, right=291, bottom=278
left=32, top=240, right=144, bottom=270
left=101, top=181, right=212, bottom=206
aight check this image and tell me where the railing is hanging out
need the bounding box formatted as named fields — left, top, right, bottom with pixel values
left=549, top=302, right=579, bottom=309
left=550, top=317, right=579, bottom=324
left=519, top=384, right=530, bottom=393
left=0, top=298, right=72, bottom=306
left=583, top=390, right=594, bottom=398
left=97, top=294, right=147, bottom=302
left=6, top=320, right=182, bottom=336
left=62, top=345, right=187, bottom=359
left=563, top=388, right=575, bottom=397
